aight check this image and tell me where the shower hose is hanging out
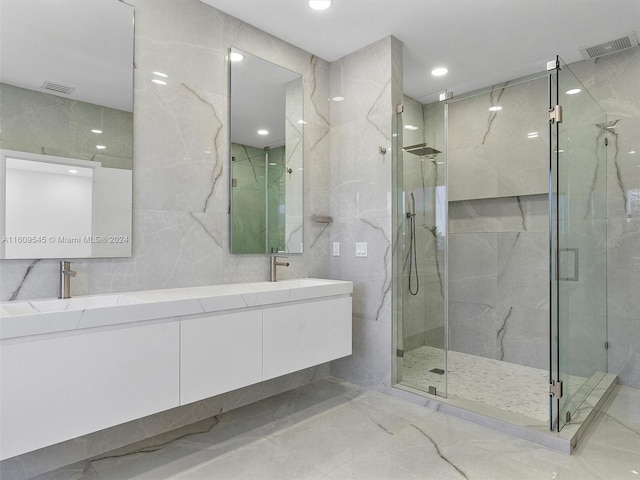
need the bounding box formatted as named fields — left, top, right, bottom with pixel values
left=407, top=192, right=419, bottom=296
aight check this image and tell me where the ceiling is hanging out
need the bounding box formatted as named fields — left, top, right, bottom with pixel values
left=230, top=48, right=301, bottom=149
left=201, top=0, right=640, bottom=103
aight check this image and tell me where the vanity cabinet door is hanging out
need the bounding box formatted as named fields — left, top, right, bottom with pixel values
left=0, top=322, right=180, bottom=460
left=262, top=297, right=352, bottom=381
left=180, top=311, right=263, bottom=405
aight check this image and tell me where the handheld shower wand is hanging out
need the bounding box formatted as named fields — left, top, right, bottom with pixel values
left=406, top=192, right=419, bottom=296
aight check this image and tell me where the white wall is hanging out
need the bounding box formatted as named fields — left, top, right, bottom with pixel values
left=5, top=166, right=92, bottom=258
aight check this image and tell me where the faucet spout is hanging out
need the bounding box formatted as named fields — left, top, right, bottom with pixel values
left=269, top=255, right=289, bottom=282
left=59, top=261, right=76, bottom=299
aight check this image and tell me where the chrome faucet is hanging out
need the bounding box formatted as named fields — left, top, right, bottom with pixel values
left=269, top=255, right=289, bottom=282
left=59, top=261, right=76, bottom=299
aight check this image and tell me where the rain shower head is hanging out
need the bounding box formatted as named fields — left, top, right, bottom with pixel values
left=403, top=143, right=441, bottom=157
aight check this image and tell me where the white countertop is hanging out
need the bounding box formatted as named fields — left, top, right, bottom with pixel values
left=0, top=278, right=353, bottom=340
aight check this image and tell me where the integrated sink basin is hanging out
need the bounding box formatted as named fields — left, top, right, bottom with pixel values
left=0, top=278, right=353, bottom=340
left=1, top=294, right=143, bottom=316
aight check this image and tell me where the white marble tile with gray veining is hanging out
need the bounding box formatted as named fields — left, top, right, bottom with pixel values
left=449, top=194, right=548, bottom=234
left=448, top=233, right=497, bottom=305
left=16, top=379, right=640, bottom=480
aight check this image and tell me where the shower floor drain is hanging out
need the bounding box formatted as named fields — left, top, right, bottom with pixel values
left=429, top=368, right=445, bottom=375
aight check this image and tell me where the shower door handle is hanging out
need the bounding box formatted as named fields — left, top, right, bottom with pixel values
left=557, top=248, right=579, bottom=282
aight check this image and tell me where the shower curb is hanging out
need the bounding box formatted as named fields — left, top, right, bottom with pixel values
left=391, top=372, right=618, bottom=454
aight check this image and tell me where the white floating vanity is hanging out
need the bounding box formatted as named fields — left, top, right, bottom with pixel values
left=0, top=278, right=352, bottom=460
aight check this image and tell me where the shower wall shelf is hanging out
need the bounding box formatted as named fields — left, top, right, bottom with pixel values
left=311, top=215, right=333, bottom=223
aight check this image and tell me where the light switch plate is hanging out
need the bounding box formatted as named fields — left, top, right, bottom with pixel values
left=355, top=242, right=367, bottom=257
left=333, top=242, right=340, bottom=256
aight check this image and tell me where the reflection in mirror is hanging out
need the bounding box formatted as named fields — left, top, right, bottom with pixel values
left=0, top=150, right=132, bottom=259
left=0, top=0, right=134, bottom=259
left=229, top=48, right=304, bottom=254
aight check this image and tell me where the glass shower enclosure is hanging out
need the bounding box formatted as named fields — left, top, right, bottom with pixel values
left=550, top=57, right=608, bottom=430
left=393, top=57, right=608, bottom=432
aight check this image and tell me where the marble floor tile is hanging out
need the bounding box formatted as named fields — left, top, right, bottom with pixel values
left=167, top=439, right=329, bottom=480
left=26, top=380, right=640, bottom=480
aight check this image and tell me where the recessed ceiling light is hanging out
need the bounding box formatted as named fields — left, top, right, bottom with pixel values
left=331, top=96, right=345, bottom=102
left=527, top=132, right=539, bottom=138
left=269, top=162, right=277, bottom=166
left=629, top=150, right=637, bottom=154
left=153, top=71, right=168, bottom=78
left=489, top=106, right=502, bottom=112
left=404, top=125, right=419, bottom=131
left=566, top=88, right=582, bottom=95
left=229, top=52, right=244, bottom=62
left=91, top=129, right=102, bottom=134
left=431, top=67, right=448, bottom=77
left=257, top=129, right=269, bottom=135
left=69, top=169, right=78, bottom=174
left=297, top=120, right=307, bottom=124
left=606, top=125, right=616, bottom=129
left=96, top=145, right=106, bottom=150
left=152, top=79, right=167, bottom=85
left=308, top=0, right=332, bottom=10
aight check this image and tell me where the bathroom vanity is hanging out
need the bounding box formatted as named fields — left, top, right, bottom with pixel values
left=0, top=278, right=352, bottom=460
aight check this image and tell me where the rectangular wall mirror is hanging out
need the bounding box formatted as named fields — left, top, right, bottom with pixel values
left=229, top=47, right=304, bottom=254
left=0, top=0, right=134, bottom=259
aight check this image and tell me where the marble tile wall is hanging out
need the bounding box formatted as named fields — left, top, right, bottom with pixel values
left=0, top=0, right=332, bottom=302
left=329, top=36, right=402, bottom=394
left=568, top=47, right=640, bottom=388
left=0, top=83, right=133, bottom=170
left=0, top=0, right=332, bottom=471
left=448, top=194, right=550, bottom=370
left=447, top=75, right=549, bottom=201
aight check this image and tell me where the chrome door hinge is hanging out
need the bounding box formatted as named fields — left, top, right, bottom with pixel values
left=396, top=349, right=404, bottom=357
left=396, top=104, right=404, bottom=114
left=605, top=341, right=609, bottom=350
left=549, top=105, right=563, bottom=124
left=549, top=380, right=563, bottom=398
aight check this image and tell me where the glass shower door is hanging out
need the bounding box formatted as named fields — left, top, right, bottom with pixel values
left=549, top=56, right=608, bottom=431
left=394, top=98, right=448, bottom=398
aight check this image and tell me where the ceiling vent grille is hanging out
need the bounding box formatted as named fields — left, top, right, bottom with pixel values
left=41, top=81, right=76, bottom=95
left=579, top=32, right=638, bottom=59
